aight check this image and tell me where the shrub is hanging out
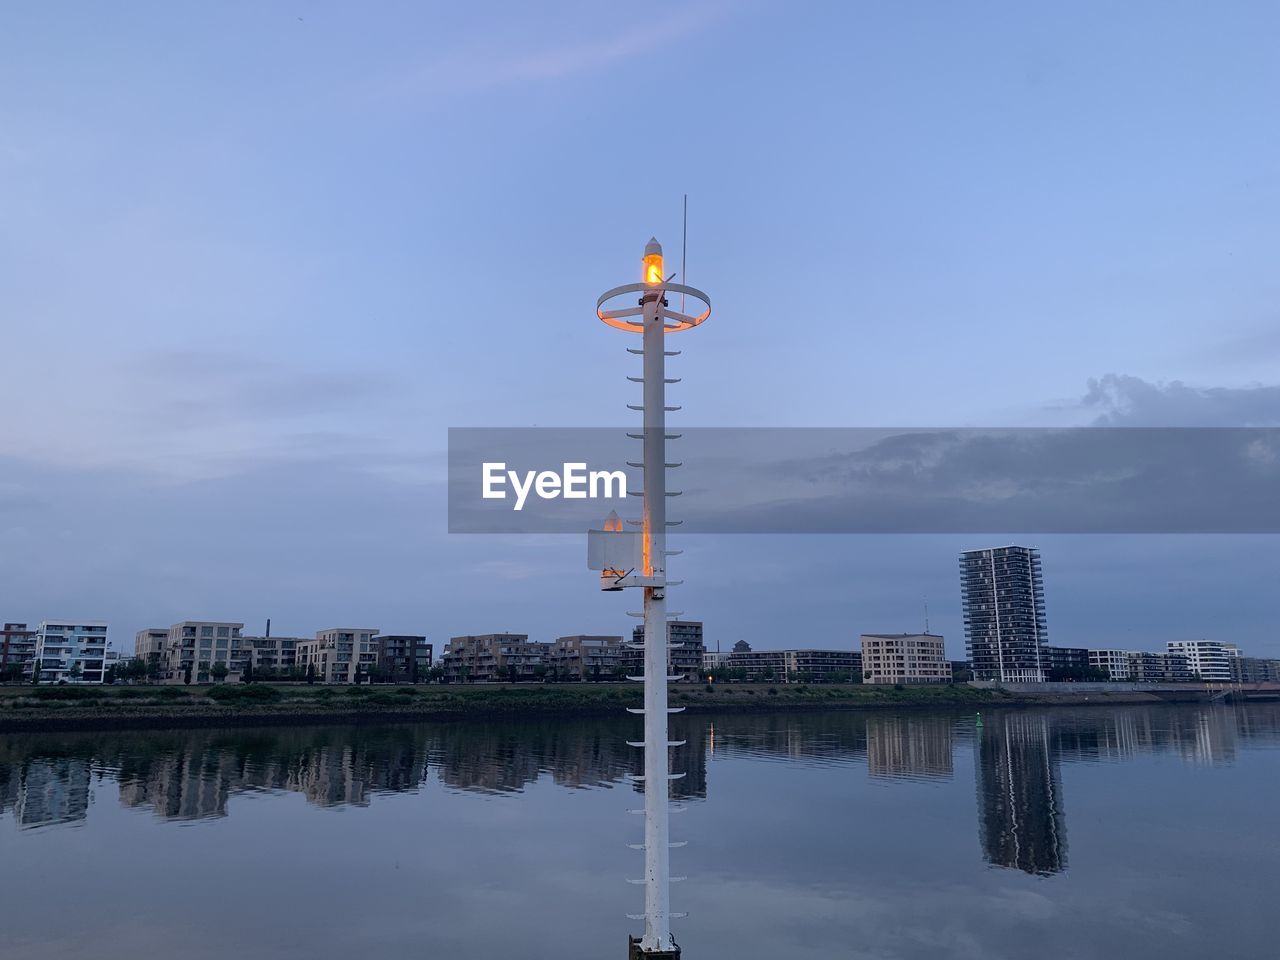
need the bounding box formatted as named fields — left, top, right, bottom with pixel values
left=32, top=686, right=99, bottom=700
left=704, top=684, right=714, bottom=693
left=207, top=684, right=282, bottom=704
left=768, top=687, right=779, bottom=696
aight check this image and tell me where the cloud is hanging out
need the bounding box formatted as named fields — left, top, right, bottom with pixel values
left=0, top=348, right=418, bottom=480
left=1082, top=373, right=1280, bottom=427
left=121, top=349, right=398, bottom=429
left=371, top=2, right=730, bottom=105
left=1199, top=324, right=1280, bottom=367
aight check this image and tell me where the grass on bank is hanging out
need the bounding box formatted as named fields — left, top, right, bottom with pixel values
left=0, top=681, right=1009, bottom=717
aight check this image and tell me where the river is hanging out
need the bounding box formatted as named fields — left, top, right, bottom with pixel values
left=1, top=702, right=1276, bottom=959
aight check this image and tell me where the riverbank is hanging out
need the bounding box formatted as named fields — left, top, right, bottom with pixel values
left=0, top=681, right=1230, bottom=733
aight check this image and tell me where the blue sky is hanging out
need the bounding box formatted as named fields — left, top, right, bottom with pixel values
left=2, top=1, right=1278, bottom=657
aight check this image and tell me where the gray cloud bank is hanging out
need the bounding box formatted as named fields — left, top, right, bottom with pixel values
left=1083, top=373, right=1280, bottom=427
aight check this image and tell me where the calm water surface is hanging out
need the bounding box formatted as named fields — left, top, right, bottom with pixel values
left=2, top=703, right=1278, bottom=959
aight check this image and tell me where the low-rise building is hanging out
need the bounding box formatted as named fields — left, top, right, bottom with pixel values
left=1230, top=656, right=1280, bottom=683
left=442, top=633, right=549, bottom=683
left=161, top=621, right=247, bottom=684
left=550, top=635, right=623, bottom=681
left=134, top=628, right=168, bottom=666
left=860, top=633, right=950, bottom=684
left=32, top=621, right=110, bottom=683
left=1, top=623, right=37, bottom=677
left=1168, top=640, right=1239, bottom=682
left=703, top=650, right=731, bottom=671
left=626, top=620, right=705, bottom=681
left=719, top=647, right=862, bottom=682
left=1089, top=649, right=1132, bottom=681
left=374, top=635, right=433, bottom=682
left=1041, top=645, right=1093, bottom=680
left=1129, top=651, right=1193, bottom=682
left=243, top=635, right=303, bottom=675
left=296, top=627, right=379, bottom=684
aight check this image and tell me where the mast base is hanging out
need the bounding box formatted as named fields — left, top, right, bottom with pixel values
left=629, top=935, right=681, bottom=959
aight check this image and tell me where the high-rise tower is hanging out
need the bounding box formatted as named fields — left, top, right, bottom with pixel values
left=960, top=545, right=1047, bottom=682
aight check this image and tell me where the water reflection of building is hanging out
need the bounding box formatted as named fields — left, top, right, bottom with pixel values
left=118, top=751, right=236, bottom=819
left=429, top=719, right=691, bottom=796
left=5, top=704, right=1280, bottom=838
left=865, top=716, right=953, bottom=780
left=0, top=756, right=92, bottom=828
left=976, top=712, right=1066, bottom=876
left=111, top=728, right=431, bottom=819
left=696, top=712, right=869, bottom=766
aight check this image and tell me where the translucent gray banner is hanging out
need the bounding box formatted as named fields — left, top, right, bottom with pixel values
left=447, top=427, right=1280, bottom=533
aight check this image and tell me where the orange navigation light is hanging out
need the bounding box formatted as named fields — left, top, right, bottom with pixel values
left=643, top=236, right=664, bottom=285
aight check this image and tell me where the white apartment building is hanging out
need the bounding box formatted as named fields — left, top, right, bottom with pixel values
left=861, top=633, right=952, bottom=684
left=1167, top=640, right=1239, bottom=682
left=161, top=622, right=246, bottom=684
left=296, top=627, right=379, bottom=684
left=32, top=621, right=110, bottom=683
left=1089, top=649, right=1132, bottom=681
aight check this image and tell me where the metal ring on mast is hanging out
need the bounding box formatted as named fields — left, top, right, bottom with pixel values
left=597, top=282, right=712, bottom=333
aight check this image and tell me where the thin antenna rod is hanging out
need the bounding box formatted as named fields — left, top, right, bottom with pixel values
left=924, top=597, right=930, bottom=635
left=681, top=194, right=687, bottom=314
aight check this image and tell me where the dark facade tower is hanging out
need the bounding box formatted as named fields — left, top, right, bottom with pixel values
left=960, top=545, right=1047, bottom=682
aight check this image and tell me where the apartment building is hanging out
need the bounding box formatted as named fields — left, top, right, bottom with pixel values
left=861, top=634, right=951, bottom=684
left=703, top=650, right=731, bottom=671
left=549, top=635, right=624, bottom=681
left=1167, top=640, right=1239, bottom=682
left=32, top=621, right=110, bottom=683
left=1, top=623, right=36, bottom=676
left=442, top=634, right=548, bottom=682
left=160, top=622, right=247, bottom=684
left=1089, top=649, right=1132, bottom=681
left=625, top=620, right=706, bottom=681
left=134, top=628, right=168, bottom=667
left=1041, top=646, right=1092, bottom=680
left=296, top=627, right=379, bottom=684
left=1230, top=657, right=1280, bottom=683
left=374, top=635, right=433, bottom=682
left=960, top=545, right=1048, bottom=682
left=715, top=647, right=862, bottom=682
left=1129, top=651, right=1192, bottom=682
left=243, top=635, right=303, bottom=675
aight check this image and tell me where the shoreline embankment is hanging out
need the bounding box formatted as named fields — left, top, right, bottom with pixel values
left=2, top=680, right=1273, bottom=735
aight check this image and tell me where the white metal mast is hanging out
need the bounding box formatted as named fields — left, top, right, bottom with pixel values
left=590, top=238, right=711, bottom=958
